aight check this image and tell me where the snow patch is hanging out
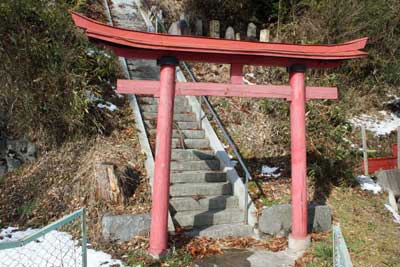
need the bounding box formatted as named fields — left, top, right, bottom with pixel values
left=0, top=227, right=124, bottom=267
left=85, top=91, right=118, bottom=112
left=384, top=204, right=400, bottom=224
left=350, top=111, right=400, bottom=136
left=97, top=102, right=118, bottom=112
left=261, top=165, right=281, bottom=178
left=356, top=175, right=382, bottom=194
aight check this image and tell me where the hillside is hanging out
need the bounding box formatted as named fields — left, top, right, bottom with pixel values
left=0, top=0, right=399, bottom=266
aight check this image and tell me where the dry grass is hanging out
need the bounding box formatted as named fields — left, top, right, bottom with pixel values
left=0, top=102, right=150, bottom=247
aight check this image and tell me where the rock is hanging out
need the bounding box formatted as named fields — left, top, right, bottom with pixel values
left=259, top=204, right=292, bottom=236
left=259, top=204, right=331, bottom=236
left=0, top=160, right=7, bottom=176
left=225, top=27, right=235, bottom=40
left=6, top=156, right=21, bottom=172
left=6, top=139, right=37, bottom=163
left=247, top=23, right=257, bottom=40
left=102, top=213, right=150, bottom=241
left=309, top=205, right=332, bottom=232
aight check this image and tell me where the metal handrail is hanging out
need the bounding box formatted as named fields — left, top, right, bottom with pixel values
left=142, top=1, right=253, bottom=224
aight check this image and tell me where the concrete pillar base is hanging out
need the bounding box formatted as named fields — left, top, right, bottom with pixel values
left=288, top=234, right=311, bottom=253
left=149, top=249, right=170, bottom=261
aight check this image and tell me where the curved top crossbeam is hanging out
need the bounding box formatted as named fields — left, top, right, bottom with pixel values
left=71, top=12, right=367, bottom=68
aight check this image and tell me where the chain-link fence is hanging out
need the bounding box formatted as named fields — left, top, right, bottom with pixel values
left=0, top=208, right=87, bottom=267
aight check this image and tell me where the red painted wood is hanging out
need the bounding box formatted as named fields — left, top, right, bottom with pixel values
left=392, top=144, right=398, bottom=158
left=230, top=64, right=243, bottom=84
left=148, top=63, right=176, bottom=257
left=116, top=80, right=338, bottom=100
left=71, top=12, right=368, bottom=68
left=289, top=70, right=308, bottom=240
left=109, top=46, right=342, bottom=68
left=362, top=157, right=397, bottom=173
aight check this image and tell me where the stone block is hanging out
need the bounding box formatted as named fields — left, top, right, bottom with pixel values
left=259, top=204, right=331, bottom=236
left=102, top=213, right=150, bottom=241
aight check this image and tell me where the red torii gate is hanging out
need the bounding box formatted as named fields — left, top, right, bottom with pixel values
left=71, top=12, right=367, bottom=257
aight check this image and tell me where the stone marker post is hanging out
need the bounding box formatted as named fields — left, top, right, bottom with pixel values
left=260, top=29, right=270, bottom=42
left=179, top=14, right=190, bottom=35
left=168, top=21, right=181, bottom=35
left=195, top=18, right=203, bottom=36
left=235, top=32, right=241, bottom=40
left=209, top=20, right=220, bottom=38
left=247, top=22, right=257, bottom=40
left=225, top=26, right=235, bottom=39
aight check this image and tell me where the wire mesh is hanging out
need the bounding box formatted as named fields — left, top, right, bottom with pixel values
left=0, top=209, right=86, bottom=267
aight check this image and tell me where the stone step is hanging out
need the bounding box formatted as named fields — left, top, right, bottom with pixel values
left=170, top=160, right=220, bottom=172
left=185, top=223, right=254, bottom=238
left=170, top=182, right=231, bottom=197
left=142, top=112, right=196, bottom=122
left=139, top=96, right=188, bottom=105
left=171, top=171, right=227, bottom=183
left=171, top=139, right=209, bottom=149
left=149, top=129, right=205, bottom=139
left=171, top=149, right=214, bottom=161
left=174, top=209, right=244, bottom=228
left=144, top=120, right=199, bottom=130
left=170, top=196, right=238, bottom=212
left=141, top=104, right=192, bottom=113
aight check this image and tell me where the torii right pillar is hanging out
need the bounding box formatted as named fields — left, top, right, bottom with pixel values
left=288, top=64, right=311, bottom=250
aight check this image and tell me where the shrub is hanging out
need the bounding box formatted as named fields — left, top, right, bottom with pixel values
left=0, top=0, right=119, bottom=146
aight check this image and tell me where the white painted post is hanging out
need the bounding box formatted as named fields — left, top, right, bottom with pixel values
left=209, top=20, right=220, bottom=38
left=362, top=126, right=368, bottom=176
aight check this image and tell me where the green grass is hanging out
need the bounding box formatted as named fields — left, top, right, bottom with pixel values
left=16, top=200, right=37, bottom=218
left=260, top=197, right=281, bottom=207
left=304, top=187, right=400, bottom=267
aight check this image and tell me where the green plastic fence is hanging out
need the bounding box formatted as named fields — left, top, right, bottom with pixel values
left=0, top=208, right=87, bottom=267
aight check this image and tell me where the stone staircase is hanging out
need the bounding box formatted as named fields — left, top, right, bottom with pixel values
left=108, top=0, right=254, bottom=237
left=136, top=95, right=245, bottom=229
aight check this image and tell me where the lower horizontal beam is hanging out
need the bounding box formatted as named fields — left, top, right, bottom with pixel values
left=117, top=80, right=338, bottom=100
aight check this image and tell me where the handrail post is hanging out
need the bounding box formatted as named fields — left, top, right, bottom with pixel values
left=244, top=173, right=249, bottom=224
left=81, top=208, right=87, bottom=267
left=198, top=96, right=203, bottom=129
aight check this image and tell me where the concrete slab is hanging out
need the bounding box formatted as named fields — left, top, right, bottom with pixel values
left=194, top=248, right=302, bottom=267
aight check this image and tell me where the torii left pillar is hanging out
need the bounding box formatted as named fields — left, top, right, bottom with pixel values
left=288, top=64, right=311, bottom=250
left=148, top=56, right=178, bottom=258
